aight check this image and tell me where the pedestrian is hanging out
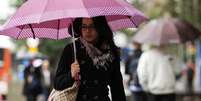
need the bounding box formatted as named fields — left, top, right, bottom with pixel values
left=54, top=16, right=126, bottom=101
left=125, top=41, right=147, bottom=101
left=41, top=59, right=53, bottom=101
left=137, top=46, right=176, bottom=101
left=186, top=59, right=195, bottom=93
left=23, top=58, right=43, bottom=101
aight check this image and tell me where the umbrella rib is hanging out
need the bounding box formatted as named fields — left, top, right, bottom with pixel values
left=128, top=16, right=137, bottom=27
left=28, top=24, right=36, bottom=39
left=57, top=20, right=60, bottom=40
left=17, top=25, right=25, bottom=39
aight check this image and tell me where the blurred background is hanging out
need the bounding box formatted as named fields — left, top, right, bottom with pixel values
left=0, top=0, right=201, bottom=101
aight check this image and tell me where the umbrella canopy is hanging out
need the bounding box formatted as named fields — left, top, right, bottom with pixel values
left=173, top=19, right=201, bottom=42
left=0, top=0, right=147, bottom=39
left=133, top=18, right=201, bottom=46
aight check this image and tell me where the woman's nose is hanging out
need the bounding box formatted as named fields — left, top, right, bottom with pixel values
left=86, top=28, right=90, bottom=32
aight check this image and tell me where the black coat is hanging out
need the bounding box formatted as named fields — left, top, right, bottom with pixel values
left=54, top=40, right=126, bottom=101
left=23, top=65, right=43, bottom=96
left=125, top=49, right=142, bottom=75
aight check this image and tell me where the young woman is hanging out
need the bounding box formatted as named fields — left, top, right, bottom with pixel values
left=54, top=16, right=126, bottom=101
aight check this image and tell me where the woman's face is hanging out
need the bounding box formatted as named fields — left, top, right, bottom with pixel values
left=81, top=18, right=98, bottom=43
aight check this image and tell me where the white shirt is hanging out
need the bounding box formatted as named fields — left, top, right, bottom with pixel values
left=137, top=49, right=176, bottom=94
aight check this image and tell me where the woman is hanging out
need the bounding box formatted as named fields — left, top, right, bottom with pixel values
left=54, top=16, right=126, bottom=101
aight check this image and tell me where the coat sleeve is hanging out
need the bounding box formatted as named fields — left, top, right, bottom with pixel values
left=54, top=45, right=75, bottom=90
left=109, top=58, right=126, bottom=101
left=137, top=53, right=148, bottom=91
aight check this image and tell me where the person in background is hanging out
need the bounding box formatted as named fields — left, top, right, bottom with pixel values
left=0, top=77, right=8, bottom=101
left=137, top=45, right=176, bottom=101
left=41, top=59, right=53, bottom=101
left=125, top=41, right=147, bottom=101
left=186, top=59, right=195, bottom=93
left=185, top=41, right=196, bottom=93
left=23, top=58, right=43, bottom=101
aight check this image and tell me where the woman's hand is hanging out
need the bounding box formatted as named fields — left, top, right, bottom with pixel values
left=71, top=60, right=80, bottom=80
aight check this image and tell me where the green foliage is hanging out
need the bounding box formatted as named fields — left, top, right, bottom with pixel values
left=38, top=38, right=74, bottom=58
left=13, top=38, right=73, bottom=67
left=10, top=0, right=24, bottom=7
left=131, top=0, right=201, bottom=31
left=38, top=38, right=74, bottom=67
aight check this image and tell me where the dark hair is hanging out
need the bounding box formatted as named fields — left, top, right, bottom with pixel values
left=68, top=16, right=118, bottom=53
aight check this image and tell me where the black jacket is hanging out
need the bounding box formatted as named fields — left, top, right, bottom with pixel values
left=125, top=49, right=142, bottom=75
left=23, top=65, right=43, bottom=96
left=125, top=49, right=142, bottom=88
left=54, top=40, right=126, bottom=101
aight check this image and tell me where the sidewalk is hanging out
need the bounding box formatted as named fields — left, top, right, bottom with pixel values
left=7, top=79, right=25, bottom=101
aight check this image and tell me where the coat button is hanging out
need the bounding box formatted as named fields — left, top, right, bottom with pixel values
left=82, top=94, right=87, bottom=100
left=94, top=80, right=98, bottom=85
left=80, top=60, right=85, bottom=64
left=93, top=96, right=99, bottom=100
left=81, top=46, right=85, bottom=49
left=82, top=80, right=87, bottom=85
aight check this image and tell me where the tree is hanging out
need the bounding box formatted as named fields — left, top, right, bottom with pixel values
left=176, top=0, right=201, bottom=30
left=131, top=0, right=201, bottom=30
left=38, top=38, right=74, bottom=67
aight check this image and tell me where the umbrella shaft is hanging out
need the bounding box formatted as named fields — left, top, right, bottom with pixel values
left=72, top=24, right=77, bottom=61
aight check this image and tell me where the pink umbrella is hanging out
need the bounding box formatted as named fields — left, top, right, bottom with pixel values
left=133, top=18, right=201, bottom=46
left=133, top=19, right=180, bottom=46
left=0, top=0, right=147, bottom=40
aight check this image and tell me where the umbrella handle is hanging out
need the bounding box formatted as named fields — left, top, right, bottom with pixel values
left=71, top=24, right=77, bottom=61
